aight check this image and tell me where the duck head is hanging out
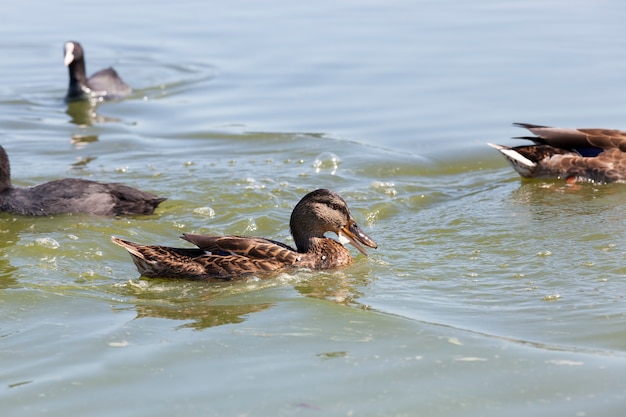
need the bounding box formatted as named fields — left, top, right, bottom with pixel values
left=289, top=189, right=377, bottom=255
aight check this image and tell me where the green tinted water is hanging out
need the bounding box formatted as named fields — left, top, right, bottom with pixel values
left=2, top=0, right=626, bottom=416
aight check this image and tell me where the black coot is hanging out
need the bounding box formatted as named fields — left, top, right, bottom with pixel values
left=0, top=146, right=165, bottom=216
left=64, top=41, right=132, bottom=101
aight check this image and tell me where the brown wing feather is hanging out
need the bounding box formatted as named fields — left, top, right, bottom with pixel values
left=113, top=236, right=302, bottom=280
left=181, top=233, right=299, bottom=263
left=112, top=237, right=209, bottom=279
left=576, top=128, right=626, bottom=151
left=515, top=122, right=626, bottom=151
left=514, top=122, right=589, bottom=148
left=191, top=255, right=290, bottom=278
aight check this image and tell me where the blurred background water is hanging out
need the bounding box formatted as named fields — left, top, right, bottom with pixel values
left=2, top=0, right=626, bottom=416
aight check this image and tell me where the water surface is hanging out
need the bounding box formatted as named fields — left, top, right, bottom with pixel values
left=2, top=0, right=626, bottom=416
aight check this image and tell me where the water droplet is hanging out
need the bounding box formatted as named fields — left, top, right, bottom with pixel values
left=35, top=237, right=59, bottom=249
left=193, top=206, right=215, bottom=217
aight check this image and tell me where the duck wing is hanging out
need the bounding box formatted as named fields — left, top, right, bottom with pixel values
left=514, top=123, right=626, bottom=154
left=181, top=233, right=300, bottom=264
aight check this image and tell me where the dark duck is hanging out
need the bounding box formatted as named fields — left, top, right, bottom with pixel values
left=489, top=122, right=626, bottom=184
left=112, top=189, right=377, bottom=280
left=64, top=41, right=132, bottom=101
left=0, top=145, right=165, bottom=216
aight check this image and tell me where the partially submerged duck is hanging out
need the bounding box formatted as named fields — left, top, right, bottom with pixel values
left=112, top=189, right=377, bottom=280
left=64, top=41, right=132, bottom=101
left=0, top=145, right=165, bottom=216
left=489, top=122, right=626, bottom=184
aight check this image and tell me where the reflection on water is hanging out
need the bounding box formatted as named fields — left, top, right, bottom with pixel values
left=134, top=301, right=274, bottom=330
left=0, top=259, right=18, bottom=289
left=70, top=135, right=98, bottom=149
left=508, top=180, right=626, bottom=213
left=293, top=270, right=369, bottom=306
left=117, top=278, right=278, bottom=330
left=115, top=268, right=371, bottom=330
left=65, top=100, right=122, bottom=126
left=0, top=223, right=20, bottom=288
left=69, top=154, right=97, bottom=168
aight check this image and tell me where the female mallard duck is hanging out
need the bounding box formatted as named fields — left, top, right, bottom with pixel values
left=64, top=41, right=132, bottom=101
left=489, top=122, right=626, bottom=184
left=112, top=189, right=378, bottom=280
left=0, top=145, right=165, bottom=216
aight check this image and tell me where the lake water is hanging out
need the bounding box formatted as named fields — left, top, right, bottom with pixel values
left=2, top=0, right=626, bottom=416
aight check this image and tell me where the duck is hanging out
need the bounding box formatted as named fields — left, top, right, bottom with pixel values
left=0, top=145, right=165, bottom=216
left=488, top=122, right=626, bottom=184
left=64, top=41, right=132, bottom=101
left=112, top=188, right=378, bottom=280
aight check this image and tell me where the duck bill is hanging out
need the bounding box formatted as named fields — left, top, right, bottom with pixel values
left=338, top=221, right=377, bottom=256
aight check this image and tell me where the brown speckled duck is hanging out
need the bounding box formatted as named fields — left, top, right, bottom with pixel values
left=489, top=122, right=626, bottom=184
left=112, top=189, right=377, bottom=280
